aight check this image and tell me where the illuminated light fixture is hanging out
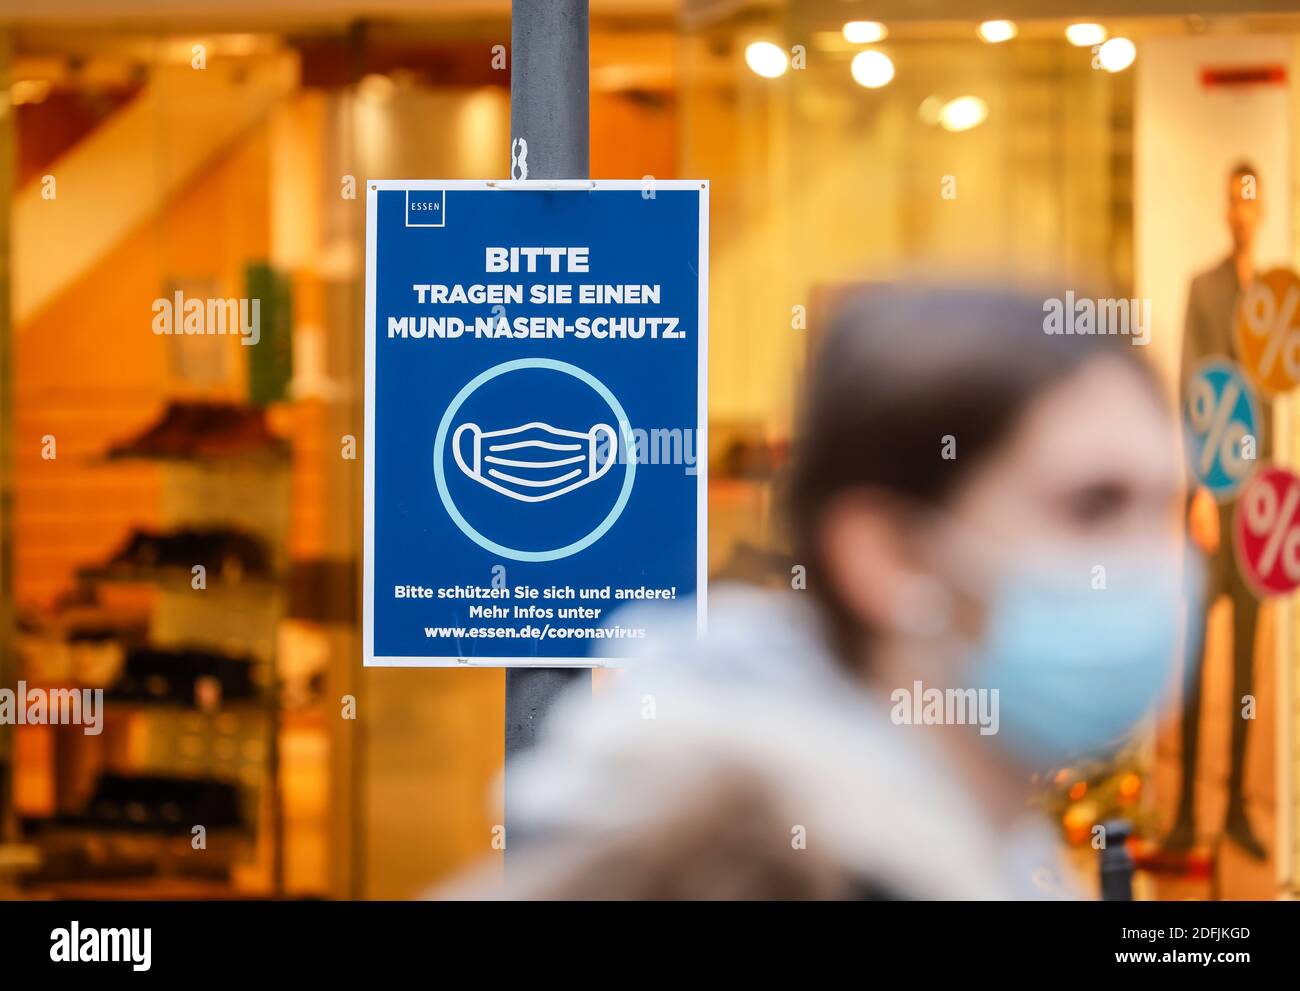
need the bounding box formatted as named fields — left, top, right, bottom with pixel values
left=745, top=41, right=789, bottom=78
left=917, top=95, right=946, bottom=125
left=358, top=73, right=396, bottom=102
left=977, top=20, right=1018, bottom=43
left=843, top=21, right=888, bottom=44
left=1097, top=37, right=1137, bottom=73
left=938, top=95, right=988, bottom=132
left=851, top=50, right=895, bottom=89
left=1065, top=23, right=1108, bottom=47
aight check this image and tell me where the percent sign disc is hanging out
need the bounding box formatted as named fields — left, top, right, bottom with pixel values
left=1235, top=267, right=1300, bottom=395
left=1235, top=465, right=1300, bottom=597
left=1184, top=358, right=1260, bottom=501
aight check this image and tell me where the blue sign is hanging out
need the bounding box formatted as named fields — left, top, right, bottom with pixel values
left=364, top=180, right=708, bottom=666
left=1184, top=357, right=1260, bottom=501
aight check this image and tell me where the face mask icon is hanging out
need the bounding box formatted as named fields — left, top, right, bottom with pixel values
left=452, top=420, right=618, bottom=502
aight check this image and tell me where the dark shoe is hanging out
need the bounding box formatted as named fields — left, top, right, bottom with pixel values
left=99, top=527, right=272, bottom=583
left=108, top=401, right=287, bottom=461
left=104, top=529, right=167, bottom=570
left=68, top=774, right=244, bottom=834
left=106, top=402, right=200, bottom=460
left=191, top=404, right=288, bottom=459
left=165, top=528, right=272, bottom=580
left=108, top=646, right=257, bottom=707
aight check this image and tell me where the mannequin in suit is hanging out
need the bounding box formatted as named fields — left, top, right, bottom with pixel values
left=1166, top=162, right=1267, bottom=860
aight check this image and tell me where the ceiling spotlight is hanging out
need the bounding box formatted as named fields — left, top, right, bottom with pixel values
left=851, top=50, right=895, bottom=89
left=978, top=20, right=1018, bottom=44
left=1065, top=23, right=1108, bottom=47
left=1097, top=37, right=1137, bottom=73
left=918, top=95, right=946, bottom=126
left=843, top=21, right=888, bottom=44
left=745, top=41, right=789, bottom=78
left=938, top=96, right=988, bottom=132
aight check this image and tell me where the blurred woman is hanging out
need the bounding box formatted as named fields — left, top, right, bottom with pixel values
left=455, top=283, right=1199, bottom=900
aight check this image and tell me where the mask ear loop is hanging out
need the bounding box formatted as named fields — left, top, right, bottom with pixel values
left=452, top=422, right=482, bottom=482
left=588, top=423, right=618, bottom=482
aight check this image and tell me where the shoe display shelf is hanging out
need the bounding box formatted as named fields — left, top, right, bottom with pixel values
left=34, top=407, right=293, bottom=896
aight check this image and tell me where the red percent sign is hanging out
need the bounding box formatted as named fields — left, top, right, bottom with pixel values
left=1235, top=465, right=1300, bottom=597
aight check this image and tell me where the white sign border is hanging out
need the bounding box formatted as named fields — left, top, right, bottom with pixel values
left=363, top=178, right=709, bottom=668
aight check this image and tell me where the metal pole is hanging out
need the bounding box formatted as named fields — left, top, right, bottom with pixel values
left=504, top=0, right=592, bottom=852
left=1099, top=819, right=1135, bottom=901
left=509, top=0, right=589, bottom=181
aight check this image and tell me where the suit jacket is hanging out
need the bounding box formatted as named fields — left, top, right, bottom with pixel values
left=1180, top=255, right=1269, bottom=461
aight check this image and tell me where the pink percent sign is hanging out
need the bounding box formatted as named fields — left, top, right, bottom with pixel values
left=1234, top=464, right=1300, bottom=597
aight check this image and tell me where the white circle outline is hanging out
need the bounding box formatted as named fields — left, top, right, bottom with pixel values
left=433, top=358, right=637, bottom=561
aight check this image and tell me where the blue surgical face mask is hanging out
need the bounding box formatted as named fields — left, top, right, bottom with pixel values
left=452, top=420, right=617, bottom=503
left=910, top=536, right=1204, bottom=768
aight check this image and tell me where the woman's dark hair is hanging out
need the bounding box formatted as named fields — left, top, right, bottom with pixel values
left=784, top=282, right=1164, bottom=642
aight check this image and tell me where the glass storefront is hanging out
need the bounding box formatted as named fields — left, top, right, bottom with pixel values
left=2, top=0, right=1300, bottom=902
